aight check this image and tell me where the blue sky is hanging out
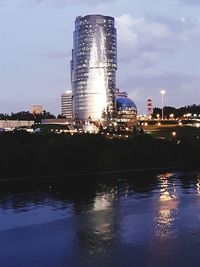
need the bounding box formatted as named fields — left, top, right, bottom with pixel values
left=0, top=0, right=200, bottom=115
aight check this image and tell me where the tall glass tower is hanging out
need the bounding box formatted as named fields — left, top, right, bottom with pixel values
left=71, top=14, right=117, bottom=121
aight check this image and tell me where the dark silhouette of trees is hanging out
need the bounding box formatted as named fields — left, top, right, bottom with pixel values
left=10, top=111, right=35, bottom=120
left=0, top=132, right=199, bottom=180
left=57, top=114, right=67, bottom=119
left=153, top=105, right=200, bottom=118
left=33, top=110, right=56, bottom=123
left=0, top=111, right=56, bottom=123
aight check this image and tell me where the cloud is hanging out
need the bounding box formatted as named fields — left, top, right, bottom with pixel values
left=44, top=51, right=67, bottom=60
left=25, top=0, right=115, bottom=6
left=116, top=14, right=200, bottom=69
left=178, top=0, right=200, bottom=5
left=116, top=15, right=173, bottom=64
left=115, top=14, right=200, bottom=111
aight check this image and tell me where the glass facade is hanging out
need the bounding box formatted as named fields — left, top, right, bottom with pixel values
left=116, top=97, right=137, bottom=126
left=71, top=14, right=117, bottom=121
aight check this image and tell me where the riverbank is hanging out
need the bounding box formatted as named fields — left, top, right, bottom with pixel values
left=0, top=165, right=199, bottom=185
left=0, top=131, right=199, bottom=182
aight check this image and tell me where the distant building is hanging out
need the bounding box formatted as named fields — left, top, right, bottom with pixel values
left=61, top=91, right=72, bottom=120
left=0, top=120, right=34, bottom=129
left=41, top=119, right=70, bottom=125
left=71, top=14, right=117, bottom=121
left=115, top=88, right=127, bottom=98
left=35, top=121, right=76, bottom=135
left=30, top=105, right=43, bottom=114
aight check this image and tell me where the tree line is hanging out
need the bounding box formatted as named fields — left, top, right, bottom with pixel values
left=153, top=104, right=200, bottom=118
left=0, top=132, right=199, bottom=180
left=0, top=111, right=56, bottom=123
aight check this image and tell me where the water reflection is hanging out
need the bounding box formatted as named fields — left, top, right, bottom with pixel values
left=76, top=188, right=118, bottom=257
left=93, top=191, right=116, bottom=211
left=1, top=171, right=200, bottom=266
left=154, top=172, right=178, bottom=240
left=196, top=176, right=200, bottom=194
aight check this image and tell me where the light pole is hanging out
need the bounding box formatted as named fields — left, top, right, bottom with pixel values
left=160, top=90, right=165, bottom=120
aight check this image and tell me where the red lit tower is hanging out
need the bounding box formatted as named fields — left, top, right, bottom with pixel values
left=147, top=98, right=153, bottom=117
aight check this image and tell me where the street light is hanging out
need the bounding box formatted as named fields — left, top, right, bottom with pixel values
left=160, top=90, right=166, bottom=120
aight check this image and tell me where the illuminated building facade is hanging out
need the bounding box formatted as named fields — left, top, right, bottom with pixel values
left=71, top=14, right=117, bottom=121
left=61, top=90, right=72, bottom=120
left=116, top=97, right=137, bottom=127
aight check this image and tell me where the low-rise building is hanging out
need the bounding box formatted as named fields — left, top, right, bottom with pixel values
left=0, top=120, right=34, bottom=129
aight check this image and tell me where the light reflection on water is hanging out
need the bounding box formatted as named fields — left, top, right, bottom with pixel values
left=154, top=172, right=178, bottom=240
left=0, top=171, right=200, bottom=266
left=196, top=176, right=200, bottom=194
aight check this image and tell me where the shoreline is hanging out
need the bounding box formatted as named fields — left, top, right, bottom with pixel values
left=0, top=133, right=200, bottom=185
left=0, top=165, right=199, bottom=184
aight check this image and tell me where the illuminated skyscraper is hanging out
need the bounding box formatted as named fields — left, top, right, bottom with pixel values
left=71, top=14, right=117, bottom=121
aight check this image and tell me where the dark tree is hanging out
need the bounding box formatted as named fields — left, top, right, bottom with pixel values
left=153, top=104, right=200, bottom=118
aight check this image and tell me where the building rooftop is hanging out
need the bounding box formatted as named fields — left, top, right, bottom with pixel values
left=116, top=97, right=137, bottom=111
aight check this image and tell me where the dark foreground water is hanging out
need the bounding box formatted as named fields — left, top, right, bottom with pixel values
left=1, top=171, right=200, bottom=267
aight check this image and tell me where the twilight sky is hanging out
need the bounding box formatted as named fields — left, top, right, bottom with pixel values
left=0, top=0, right=200, bottom=115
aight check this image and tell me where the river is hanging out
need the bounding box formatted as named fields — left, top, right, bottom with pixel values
left=0, top=170, right=200, bottom=267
